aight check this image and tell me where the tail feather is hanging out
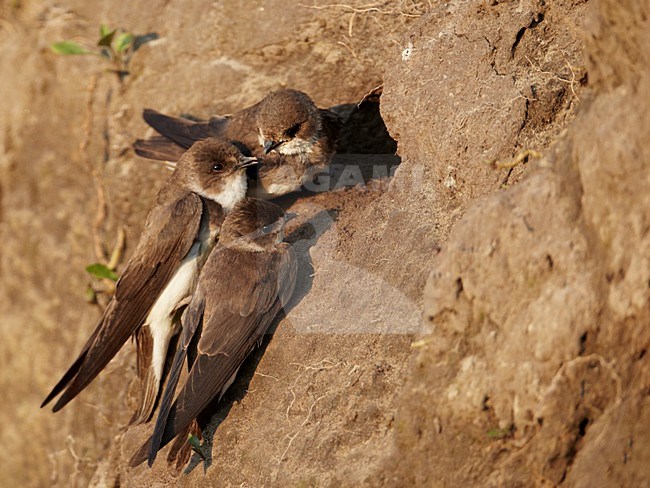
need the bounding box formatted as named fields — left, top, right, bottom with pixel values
left=129, top=298, right=205, bottom=468
left=142, top=109, right=228, bottom=149
left=41, top=353, right=87, bottom=408
left=133, top=137, right=185, bottom=162
left=41, top=313, right=106, bottom=408
left=129, top=325, right=165, bottom=425
left=135, top=108, right=229, bottom=163
left=129, top=438, right=150, bottom=468
left=167, top=419, right=201, bottom=471
left=129, top=367, right=159, bottom=425
left=147, top=299, right=205, bottom=466
left=46, top=300, right=130, bottom=412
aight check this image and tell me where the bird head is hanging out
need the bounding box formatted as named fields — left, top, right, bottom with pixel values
left=176, top=138, right=257, bottom=212
left=256, top=89, right=321, bottom=156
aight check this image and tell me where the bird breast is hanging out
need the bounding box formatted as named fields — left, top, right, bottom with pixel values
left=278, top=136, right=315, bottom=156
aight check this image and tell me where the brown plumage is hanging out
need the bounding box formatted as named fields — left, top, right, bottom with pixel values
left=42, top=139, right=255, bottom=420
left=129, top=198, right=297, bottom=468
left=134, top=88, right=342, bottom=198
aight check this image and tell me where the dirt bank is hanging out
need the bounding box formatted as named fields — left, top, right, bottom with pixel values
left=0, top=0, right=647, bottom=486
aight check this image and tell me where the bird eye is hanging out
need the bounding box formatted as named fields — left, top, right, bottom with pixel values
left=261, top=224, right=274, bottom=234
left=286, top=123, right=301, bottom=138
left=211, top=163, right=224, bottom=172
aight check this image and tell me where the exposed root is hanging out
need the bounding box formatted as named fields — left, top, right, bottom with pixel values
left=278, top=394, right=327, bottom=463
left=106, top=227, right=126, bottom=271
left=78, top=73, right=107, bottom=263
left=47, top=447, right=67, bottom=485
left=79, top=401, right=113, bottom=425
left=346, top=364, right=363, bottom=387
left=411, top=338, right=433, bottom=348
left=274, top=358, right=340, bottom=474
left=299, top=2, right=425, bottom=17
left=285, top=359, right=340, bottom=419
left=348, top=364, right=360, bottom=375
left=286, top=388, right=297, bottom=420
left=80, top=74, right=126, bottom=300
left=254, top=371, right=279, bottom=381
left=337, top=39, right=358, bottom=59
left=65, top=435, right=97, bottom=487
left=561, top=52, right=580, bottom=101
left=298, top=2, right=428, bottom=37
left=488, top=149, right=542, bottom=170
left=525, top=54, right=582, bottom=102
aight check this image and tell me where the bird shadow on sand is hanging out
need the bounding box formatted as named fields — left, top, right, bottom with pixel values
left=182, top=208, right=338, bottom=475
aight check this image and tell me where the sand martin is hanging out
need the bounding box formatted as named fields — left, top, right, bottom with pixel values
left=42, top=139, right=256, bottom=423
left=128, top=198, right=297, bottom=467
left=133, top=88, right=342, bottom=198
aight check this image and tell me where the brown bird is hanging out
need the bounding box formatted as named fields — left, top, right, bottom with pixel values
left=134, top=88, right=342, bottom=198
left=42, top=139, right=256, bottom=424
left=129, top=198, right=297, bottom=468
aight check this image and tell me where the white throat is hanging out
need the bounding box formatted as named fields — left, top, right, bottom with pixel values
left=279, top=137, right=314, bottom=156
left=257, top=131, right=316, bottom=157
left=195, top=172, right=246, bottom=213
left=215, top=172, right=247, bottom=212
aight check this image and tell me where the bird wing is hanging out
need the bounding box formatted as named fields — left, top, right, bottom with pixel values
left=130, top=243, right=297, bottom=467
left=133, top=135, right=187, bottom=162
left=221, top=104, right=263, bottom=156
left=43, top=192, right=204, bottom=411
left=142, top=109, right=230, bottom=149
left=143, top=295, right=206, bottom=466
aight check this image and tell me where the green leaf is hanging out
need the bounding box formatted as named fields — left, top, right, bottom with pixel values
left=114, top=32, right=134, bottom=53
left=97, top=29, right=116, bottom=48
left=187, top=434, right=206, bottom=460
left=50, top=41, right=92, bottom=56
left=99, top=24, right=112, bottom=37
left=487, top=428, right=509, bottom=439
left=86, top=263, right=119, bottom=281
left=187, top=434, right=201, bottom=450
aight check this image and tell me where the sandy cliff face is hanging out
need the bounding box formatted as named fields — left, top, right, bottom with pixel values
left=0, top=0, right=647, bottom=486
left=385, top=0, right=650, bottom=486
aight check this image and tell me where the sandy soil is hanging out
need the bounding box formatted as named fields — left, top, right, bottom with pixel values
left=0, top=0, right=648, bottom=486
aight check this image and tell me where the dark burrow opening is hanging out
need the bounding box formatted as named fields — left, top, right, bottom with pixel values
left=318, top=88, right=400, bottom=191
left=330, top=89, right=397, bottom=154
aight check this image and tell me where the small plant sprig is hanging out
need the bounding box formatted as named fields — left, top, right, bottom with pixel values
left=50, top=24, right=157, bottom=80
left=187, top=434, right=207, bottom=461
left=84, top=228, right=125, bottom=306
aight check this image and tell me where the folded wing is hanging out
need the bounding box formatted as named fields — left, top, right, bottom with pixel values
left=142, top=109, right=230, bottom=150
left=42, top=192, right=204, bottom=412
left=131, top=242, right=297, bottom=467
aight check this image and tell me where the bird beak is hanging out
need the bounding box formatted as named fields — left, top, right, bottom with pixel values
left=237, top=157, right=258, bottom=169
left=263, top=140, right=282, bottom=155
left=284, top=212, right=298, bottom=222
